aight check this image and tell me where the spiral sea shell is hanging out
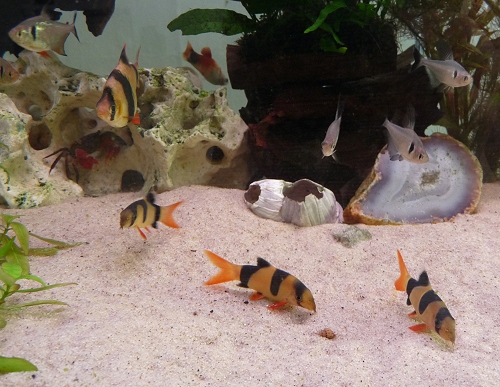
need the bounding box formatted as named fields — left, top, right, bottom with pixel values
left=318, top=328, right=336, bottom=340
left=244, top=178, right=343, bottom=227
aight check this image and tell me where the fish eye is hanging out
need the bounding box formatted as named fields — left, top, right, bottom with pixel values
left=418, top=154, right=423, bottom=160
left=463, top=76, right=468, bottom=82
left=296, top=295, right=302, bottom=302
left=17, top=31, right=22, bottom=37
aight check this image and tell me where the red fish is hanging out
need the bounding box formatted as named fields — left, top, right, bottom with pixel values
left=182, top=41, right=228, bottom=86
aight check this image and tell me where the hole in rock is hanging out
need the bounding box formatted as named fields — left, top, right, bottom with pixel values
left=28, top=123, right=52, bottom=150
left=206, top=146, right=225, bottom=164
left=121, top=170, right=145, bottom=192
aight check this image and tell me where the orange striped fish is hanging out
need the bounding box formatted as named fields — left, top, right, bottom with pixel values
left=120, top=193, right=182, bottom=240
left=204, top=250, right=316, bottom=312
left=97, top=44, right=140, bottom=128
left=395, top=250, right=455, bottom=344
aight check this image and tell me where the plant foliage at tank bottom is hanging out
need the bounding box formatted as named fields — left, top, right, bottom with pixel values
left=0, top=214, right=81, bottom=374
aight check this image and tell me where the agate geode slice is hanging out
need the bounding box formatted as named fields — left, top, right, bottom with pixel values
left=244, top=178, right=344, bottom=227
left=344, top=133, right=482, bottom=225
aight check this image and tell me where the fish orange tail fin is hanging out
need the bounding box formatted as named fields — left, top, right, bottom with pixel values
left=130, top=112, right=141, bottom=125
left=395, top=249, right=411, bottom=291
left=159, top=201, right=183, bottom=228
left=183, top=41, right=193, bottom=61
left=204, top=250, right=239, bottom=285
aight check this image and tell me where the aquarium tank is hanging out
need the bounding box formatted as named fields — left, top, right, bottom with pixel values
left=0, top=0, right=498, bottom=381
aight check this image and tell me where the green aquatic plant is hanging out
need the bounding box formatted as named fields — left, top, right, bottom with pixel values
left=168, top=0, right=403, bottom=54
left=0, top=214, right=80, bottom=374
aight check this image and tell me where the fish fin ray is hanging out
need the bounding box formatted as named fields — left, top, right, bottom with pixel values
left=159, top=200, right=183, bottom=228
left=268, top=301, right=288, bottom=310
left=257, top=257, right=271, bottom=268
left=249, top=291, right=265, bottom=301
left=204, top=250, right=239, bottom=285
left=395, top=250, right=411, bottom=291
left=137, top=227, right=147, bottom=240
left=409, top=323, right=429, bottom=333
left=201, top=47, right=212, bottom=58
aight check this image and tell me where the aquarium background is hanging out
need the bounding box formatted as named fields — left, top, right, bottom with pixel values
left=55, top=0, right=248, bottom=112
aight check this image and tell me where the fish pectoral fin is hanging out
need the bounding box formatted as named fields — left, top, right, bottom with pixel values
left=390, top=153, right=403, bottom=161
left=409, top=323, right=429, bottom=333
left=39, top=51, right=51, bottom=58
left=408, top=311, right=417, bottom=318
left=267, top=301, right=288, bottom=310
left=130, top=112, right=140, bottom=125
left=137, top=227, right=147, bottom=240
left=249, top=292, right=265, bottom=301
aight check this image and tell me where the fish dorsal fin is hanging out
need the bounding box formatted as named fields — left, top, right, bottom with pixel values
left=201, top=47, right=212, bottom=58
left=436, top=39, right=454, bottom=61
left=135, top=46, right=141, bottom=67
left=335, top=96, right=345, bottom=121
left=402, top=104, right=415, bottom=130
left=119, top=45, right=130, bottom=65
left=417, top=271, right=430, bottom=286
left=145, top=192, right=156, bottom=204
left=257, top=257, right=271, bottom=268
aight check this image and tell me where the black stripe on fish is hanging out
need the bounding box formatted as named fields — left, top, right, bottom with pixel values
left=294, top=279, right=307, bottom=304
left=418, top=289, right=443, bottom=315
left=238, top=265, right=260, bottom=288
left=453, top=70, right=458, bottom=79
left=109, top=69, right=135, bottom=120
left=270, top=268, right=290, bottom=296
left=101, top=87, right=116, bottom=121
left=406, top=277, right=418, bottom=305
left=187, top=49, right=199, bottom=65
left=0, top=66, right=3, bottom=78
left=30, top=25, right=37, bottom=40
left=417, top=271, right=430, bottom=287
left=435, top=307, right=454, bottom=334
left=408, top=142, right=415, bottom=155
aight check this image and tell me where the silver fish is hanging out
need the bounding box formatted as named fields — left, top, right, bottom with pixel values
left=383, top=106, right=429, bottom=164
left=0, top=58, right=19, bottom=84
left=8, top=10, right=79, bottom=56
left=321, top=99, right=344, bottom=160
left=412, top=41, right=472, bottom=88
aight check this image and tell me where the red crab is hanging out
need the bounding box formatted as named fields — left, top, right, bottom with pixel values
left=44, top=131, right=127, bottom=182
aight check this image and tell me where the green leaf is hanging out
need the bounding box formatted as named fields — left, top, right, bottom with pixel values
left=5, top=300, right=68, bottom=310
left=1, top=214, right=18, bottom=226
left=11, top=222, right=29, bottom=254
left=1, top=263, right=22, bottom=279
left=167, top=9, right=255, bottom=36
left=29, top=232, right=85, bottom=248
left=27, top=247, right=59, bottom=256
left=5, top=249, right=29, bottom=275
left=0, top=237, right=15, bottom=258
left=304, top=0, right=347, bottom=34
left=0, top=267, right=16, bottom=287
left=17, top=274, right=46, bottom=286
left=0, top=356, right=38, bottom=374
left=17, top=282, right=77, bottom=293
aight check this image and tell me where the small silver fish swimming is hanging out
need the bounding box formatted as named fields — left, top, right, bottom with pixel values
left=8, top=10, right=79, bottom=56
left=0, top=58, right=19, bottom=84
left=412, top=41, right=472, bottom=89
left=321, top=100, right=344, bottom=160
left=382, top=105, right=429, bottom=164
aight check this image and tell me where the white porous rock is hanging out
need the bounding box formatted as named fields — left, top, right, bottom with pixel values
left=0, top=52, right=251, bottom=207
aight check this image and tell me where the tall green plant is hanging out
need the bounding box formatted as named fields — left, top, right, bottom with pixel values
left=0, top=214, right=80, bottom=374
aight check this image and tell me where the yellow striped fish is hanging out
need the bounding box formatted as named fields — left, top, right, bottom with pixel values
left=97, top=44, right=140, bottom=128
left=120, top=193, right=182, bottom=240
left=204, top=250, right=316, bottom=312
left=395, top=250, right=455, bottom=344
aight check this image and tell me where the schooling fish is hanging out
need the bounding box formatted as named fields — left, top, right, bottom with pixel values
left=8, top=10, right=79, bottom=56
left=96, top=45, right=141, bottom=128
left=183, top=41, right=228, bottom=86
left=412, top=41, right=472, bottom=89
left=382, top=105, right=428, bottom=164
left=204, top=250, right=316, bottom=312
left=120, top=193, right=182, bottom=240
left=321, top=99, right=344, bottom=160
left=0, top=58, right=19, bottom=84
left=395, top=250, right=455, bottom=345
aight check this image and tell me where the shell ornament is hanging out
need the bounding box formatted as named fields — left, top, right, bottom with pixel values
left=244, top=179, right=343, bottom=227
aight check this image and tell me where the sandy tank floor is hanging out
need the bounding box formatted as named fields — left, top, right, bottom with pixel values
left=1, top=183, right=499, bottom=386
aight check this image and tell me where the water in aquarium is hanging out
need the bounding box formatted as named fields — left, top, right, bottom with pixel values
left=1, top=1, right=499, bottom=385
